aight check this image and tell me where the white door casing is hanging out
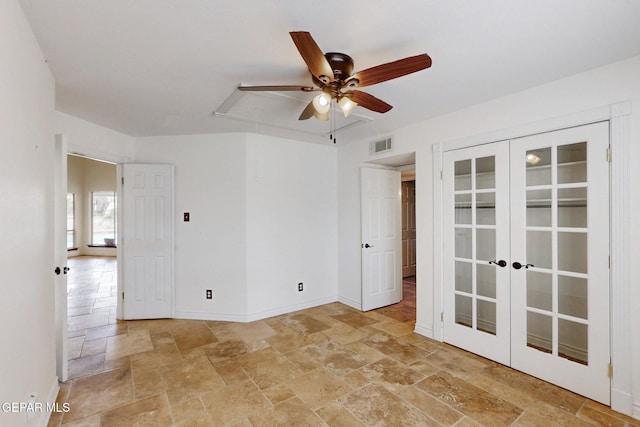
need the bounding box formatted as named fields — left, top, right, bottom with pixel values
left=122, top=164, right=175, bottom=319
left=361, top=167, right=402, bottom=311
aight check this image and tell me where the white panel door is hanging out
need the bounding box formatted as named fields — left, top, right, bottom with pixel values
left=510, top=122, right=610, bottom=404
left=122, top=164, right=175, bottom=319
left=443, top=141, right=511, bottom=365
left=361, top=167, right=402, bottom=311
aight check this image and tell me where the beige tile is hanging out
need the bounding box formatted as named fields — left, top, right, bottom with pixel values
left=161, top=355, right=226, bottom=404
left=171, top=398, right=212, bottom=426
left=425, top=346, right=491, bottom=380
left=105, top=328, right=153, bottom=360
left=80, top=337, right=106, bottom=357
left=514, top=401, right=594, bottom=427
left=359, top=357, right=425, bottom=391
left=100, top=394, right=172, bottom=426
left=416, top=371, right=523, bottom=426
left=235, top=348, right=304, bottom=389
left=63, top=367, right=133, bottom=423
left=340, top=383, right=440, bottom=426
left=316, top=401, right=366, bottom=427
left=362, top=332, right=430, bottom=365
left=398, top=386, right=464, bottom=426
left=248, top=397, right=325, bottom=427
left=287, top=367, right=352, bottom=410
left=201, top=382, right=271, bottom=426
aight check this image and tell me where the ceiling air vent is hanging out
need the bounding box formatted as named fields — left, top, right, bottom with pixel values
left=370, top=137, right=392, bottom=155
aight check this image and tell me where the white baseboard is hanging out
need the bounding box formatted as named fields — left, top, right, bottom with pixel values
left=175, top=295, right=339, bottom=323
left=413, top=323, right=434, bottom=339
left=337, top=295, right=361, bottom=310
left=39, top=376, right=60, bottom=427
left=633, top=400, right=640, bottom=421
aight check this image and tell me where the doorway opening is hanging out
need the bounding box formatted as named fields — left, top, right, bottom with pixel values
left=65, top=155, right=122, bottom=379
left=362, top=152, right=417, bottom=323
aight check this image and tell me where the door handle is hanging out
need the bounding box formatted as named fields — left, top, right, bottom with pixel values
left=512, top=262, right=534, bottom=270
left=63, top=267, right=70, bottom=274
left=489, top=259, right=507, bottom=267
left=362, top=243, right=374, bottom=248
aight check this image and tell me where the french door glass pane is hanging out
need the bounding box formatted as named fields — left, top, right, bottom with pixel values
left=527, top=311, right=552, bottom=353
left=476, top=192, right=496, bottom=225
left=526, top=271, right=552, bottom=311
left=476, top=156, right=495, bottom=189
left=558, top=232, right=587, bottom=273
left=558, top=319, right=588, bottom=365
left=477, top=264, right=496, bottom=298
left=557, top=142, right=587, bottom=184
left=455, top=261, right=472, bottom=293
left=477, top=300, right=496, bottom=335
left=455, top=160, right=471, bottom=191
left=455, top=228, right=472, bottom=259
left=526, top=147, right=551, bottom=186
left=476, top=228, right=496, bottom=262
left=526, top=189, right=552, bottom=226
left=526, top=230, right=552, bottom=269
left=558, top=275, right=588, bottom=319
left=455, top=194, right=471, bottom=224
left=455, top=295, right=472, bottom=328
left=558, top=187, right=587, bottom=228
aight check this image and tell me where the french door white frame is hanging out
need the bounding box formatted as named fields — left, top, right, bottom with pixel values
left=432, top=101, right=632, bottom=415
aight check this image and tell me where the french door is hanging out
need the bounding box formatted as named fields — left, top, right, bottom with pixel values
left=443, top=122, right=611, bottom=404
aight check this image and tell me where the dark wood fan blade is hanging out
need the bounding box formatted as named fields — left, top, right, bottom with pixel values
left=347, top=54, right=432, bottom=88
left=290, top=31, right=334, bottom=83
left=238, top=85, right=315, bottom=92
left=345, top=90, right=393, bottom=113
left=298, top=101, right=316, bottom=120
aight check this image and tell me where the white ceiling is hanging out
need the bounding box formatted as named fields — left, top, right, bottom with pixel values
left=19, top=0, right=640, bottom=144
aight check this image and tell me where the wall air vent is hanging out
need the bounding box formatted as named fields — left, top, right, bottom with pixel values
left=370, top=137, right=393, bottom=155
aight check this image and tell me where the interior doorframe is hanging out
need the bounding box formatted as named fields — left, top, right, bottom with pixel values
left=431, top=101, right=632, bottom=415
left=55, top=140, right=130, bottom=381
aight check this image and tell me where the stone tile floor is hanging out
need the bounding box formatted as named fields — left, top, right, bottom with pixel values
left=48, top=257, right=639, bottom=426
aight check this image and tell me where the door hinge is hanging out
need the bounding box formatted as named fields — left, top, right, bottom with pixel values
left=122, top=292, right=124, bottom=300
left=440, top=170, right=443, bottom=180
left=121, top=176, right=125, bottom=185
left=608, top=363, right=613, bottom=378
left=606, top=147, right=612, bottom=162
left=441, top=312, right=444, bottom=322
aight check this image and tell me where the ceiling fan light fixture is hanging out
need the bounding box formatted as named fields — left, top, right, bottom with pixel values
left=313, top=110, right=329, bottom=121
left=338, top=96, right=358, bottom=117
left=312, top=93, right=331, bottom=114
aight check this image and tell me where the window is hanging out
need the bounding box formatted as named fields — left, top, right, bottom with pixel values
left=67, top=193, right=75, bottom=249
left=92, top=191, right=117, bottom=246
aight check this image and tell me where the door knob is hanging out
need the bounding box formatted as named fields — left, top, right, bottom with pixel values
left=54, top=267, right=61, bottom=275
left=489, top=260, right=507, bottom=267
left=512, top=262, right=534, bottom=270
left=363, top=243, right=374, bottom=249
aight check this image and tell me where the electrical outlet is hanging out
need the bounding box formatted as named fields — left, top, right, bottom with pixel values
left=184, top=212, right=190, bottom=222
left=206, top=289, right=213, bottom=299
left=298, top=282, right=303, bottom=292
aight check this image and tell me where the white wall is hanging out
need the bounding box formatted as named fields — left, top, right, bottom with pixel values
left=133, top=133, right=338, bottom=321
left=337, top=54, right=640, bottom=416
left=133, top=133, right=249, bottom=319
left=245, top=134, right=338, bottom=319
left=55, top=111, right=134, bottom=163
left=0, top=0, right=57, bottom=425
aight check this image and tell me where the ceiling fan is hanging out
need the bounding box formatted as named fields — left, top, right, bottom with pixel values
left=237, top=31, right=432, bottom=123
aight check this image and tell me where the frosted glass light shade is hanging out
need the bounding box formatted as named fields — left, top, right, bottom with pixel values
left=338, top=97, right=358, bottom=117
left=312, top=93, right=331, bottom=114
